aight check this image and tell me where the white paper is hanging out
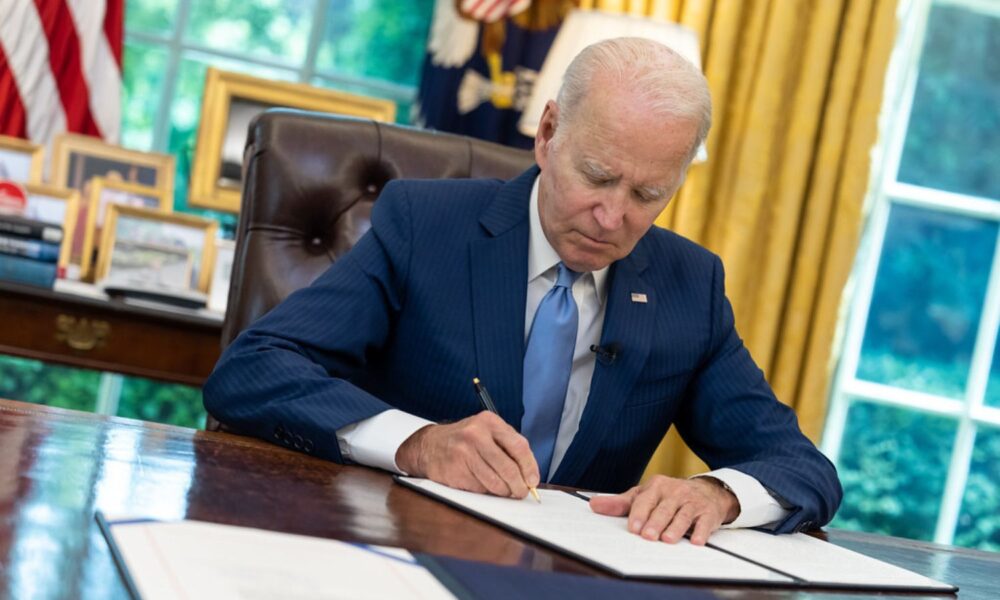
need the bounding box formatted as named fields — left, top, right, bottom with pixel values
left=398, top=478, right=791, bottom=583
left=107, top=519, right=457, bottom=600
left=708, top=529, right=955, bottom=590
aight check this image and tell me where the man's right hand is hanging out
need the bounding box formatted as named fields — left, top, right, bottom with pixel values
left=395, top=411, right=540, bottom=499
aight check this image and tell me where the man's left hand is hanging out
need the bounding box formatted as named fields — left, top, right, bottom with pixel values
left=589, top=475, right=740, bottom=545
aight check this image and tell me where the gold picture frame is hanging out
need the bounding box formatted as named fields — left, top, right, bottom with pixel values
left=80, top=177, right=173, bottom=280
left=22, top=183, right=80, bottom=270
left=50, top=132, right=175, bottom=195
left=189, top=67, right=397, bottom=213
left=0, top=135, right=44, bottom=183
left=96, top=205, right=218, bottom=293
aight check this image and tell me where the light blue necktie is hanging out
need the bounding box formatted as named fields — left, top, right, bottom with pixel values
left=522, top=262, right=581, bottom=482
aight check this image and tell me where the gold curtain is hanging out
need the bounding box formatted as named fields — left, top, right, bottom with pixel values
left=579, top=0, right=899, bottom=478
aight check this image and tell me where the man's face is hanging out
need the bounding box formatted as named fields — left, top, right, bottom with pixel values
left=533, top=83, right=700, bottom=273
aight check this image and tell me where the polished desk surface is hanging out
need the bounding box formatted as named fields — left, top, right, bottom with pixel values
left=1, top=400, right=995, bottom=599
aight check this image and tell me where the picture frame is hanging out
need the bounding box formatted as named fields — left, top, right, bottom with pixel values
left=21, top=183, right=80, bottom=270
left=206, top=238, right=235, bottom=313
left=0, top=135, right=44, bottom=183
left=80, top=177, right=173, bottom=279
left=95, top=205, right=217, bottom=294
left=189, top=67, right=397, bottom=213
left=50, top=133, right=175, bottom=196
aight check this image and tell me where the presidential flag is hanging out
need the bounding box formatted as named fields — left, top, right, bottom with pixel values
left=0, top=0, right=124, bottom=146
left=414, top=0, right=576, bottom=149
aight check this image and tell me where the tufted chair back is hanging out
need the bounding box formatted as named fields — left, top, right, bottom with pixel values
left=220, top=109, right=535, bottom=350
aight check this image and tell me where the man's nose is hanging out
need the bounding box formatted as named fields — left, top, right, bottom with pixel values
left=593, top=189, right=627, bottom=231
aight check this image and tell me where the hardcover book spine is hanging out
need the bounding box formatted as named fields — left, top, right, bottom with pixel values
left=0, top=254, right=58, bottom=288
left=0, top=217, right=64, bottom=244
left=0, top=235, right=60, bottom=262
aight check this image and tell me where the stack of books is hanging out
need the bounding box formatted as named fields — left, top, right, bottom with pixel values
left=0, top=214, right=64, bottom=289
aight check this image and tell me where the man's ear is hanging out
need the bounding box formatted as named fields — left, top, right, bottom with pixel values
left=533, top=100, right=559, bottom=168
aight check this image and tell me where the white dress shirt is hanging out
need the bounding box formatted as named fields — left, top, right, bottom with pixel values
left=335, top=176, right=789, bottom=528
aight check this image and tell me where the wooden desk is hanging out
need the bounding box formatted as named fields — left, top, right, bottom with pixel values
left=0, top=281, right=222, bottom=386
left=0, top=399, right=994, bottom=599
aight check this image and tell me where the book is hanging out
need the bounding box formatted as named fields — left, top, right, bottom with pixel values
left=396, top=477, right=957, bottom=593
left=0, top=234, right=60, bottom=262
left=0, top=214, right=63, bottom=244
left=0, top=253, right=58, bottom=288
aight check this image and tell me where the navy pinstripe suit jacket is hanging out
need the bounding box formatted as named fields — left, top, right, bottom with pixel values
left=204, top=167, right=842, bottom=533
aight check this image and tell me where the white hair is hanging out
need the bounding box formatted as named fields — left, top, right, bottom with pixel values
left=554, top=37, right=712, bottom=162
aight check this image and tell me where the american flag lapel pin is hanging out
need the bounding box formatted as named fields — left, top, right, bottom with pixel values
left=630, top=292, right=648, bottom=304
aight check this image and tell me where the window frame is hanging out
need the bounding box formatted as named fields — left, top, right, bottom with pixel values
left=821, top=0, right=1000, bottom=546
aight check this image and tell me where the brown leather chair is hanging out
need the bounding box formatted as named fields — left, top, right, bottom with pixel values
left=209, top=109, right=534, bottom=429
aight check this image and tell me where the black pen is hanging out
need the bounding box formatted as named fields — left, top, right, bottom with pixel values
left=472, top=377, right=541, bottom=503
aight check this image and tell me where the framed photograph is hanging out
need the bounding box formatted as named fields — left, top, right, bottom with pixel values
left=95, top=205, right=218, bottom=293
left=189, top=67, right=396, bottom=213
left=79, top=177, right=173, bottom=279
left=50, top=133, right=175, bottom=196
left=207, top=238, right=235, bottom=313
left=22, top=183, right=80, bottom=270
left=0, top=135, right=44, bottom=183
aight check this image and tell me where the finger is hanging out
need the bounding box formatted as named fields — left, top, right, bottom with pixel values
left=627, top=486, right=666, bottom=534
left=465, top=448, right=512, bottom=497
left=589, top=489, right=637, bottom=516
left=688, top=513, right=720, bottom=546
left=639, top=500, right=681, bottom=541
left=493, top=429, right=540, bottom=489
left=477, top=439, right=528, bottom=498
left=660, top=504, right=696, bottom=544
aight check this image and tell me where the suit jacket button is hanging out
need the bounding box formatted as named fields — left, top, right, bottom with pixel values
left=273, top=425, right=284, bottom=440
left=304, top=439, right=314, bottom=453
left=293, top=434, right=303, bottom=449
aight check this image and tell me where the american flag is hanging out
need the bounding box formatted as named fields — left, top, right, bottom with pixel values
left=0, top=0, right=123, bottom=146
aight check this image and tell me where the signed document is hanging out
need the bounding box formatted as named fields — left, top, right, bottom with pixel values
left=396, top=477, right=956, bottom=593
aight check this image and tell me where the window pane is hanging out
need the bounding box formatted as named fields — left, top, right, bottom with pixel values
left=832, top=401, right=956, bottom=541
left=954, top=426, right=1000, bottom=551
left=316, top=0, right=434, bottom=87
left=121, top=42, right=168, bottom=151
left=125, top=0, right=178, bottom=37
left=897, top=3, right=1000, bottom=199
left=857, top=204, right=997, bottom=398
left=986, top=332, right=1000, bottom=409
left=185, top=0, right=316, bottom=66
left=0, top=356, right=100, bottom=412
left=116, top=377, right=205, bottom=429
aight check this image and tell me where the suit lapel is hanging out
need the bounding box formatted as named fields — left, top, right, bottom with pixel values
left=551, top=241, right=655, bottom=486
left=469, top=167, right=537, bottom=426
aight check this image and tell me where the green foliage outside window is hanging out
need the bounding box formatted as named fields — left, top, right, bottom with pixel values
left=0, top=357, right=100, bottom=413
left=833, top=402, right=955, bottom=542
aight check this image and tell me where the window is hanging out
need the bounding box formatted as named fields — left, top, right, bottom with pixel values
left=822, top=0, right=1000, bottom=551
left=0, top=1, right=435, bottom=428
left=122, top=0, right=434, bottom=231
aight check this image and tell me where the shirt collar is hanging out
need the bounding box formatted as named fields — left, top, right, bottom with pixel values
left=528, top=176, right=609, bottom=304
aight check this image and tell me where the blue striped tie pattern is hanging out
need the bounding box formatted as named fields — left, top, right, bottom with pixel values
left=522, top=262, right=581, bottom=481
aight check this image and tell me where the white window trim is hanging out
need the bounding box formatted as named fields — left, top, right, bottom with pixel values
left=822, top=0, right=1000, bottom=546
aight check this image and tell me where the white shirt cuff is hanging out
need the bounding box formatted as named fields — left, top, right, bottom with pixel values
left=335, top=409, right=435, bottom=474
left=693, top=467, right=790, bottom=529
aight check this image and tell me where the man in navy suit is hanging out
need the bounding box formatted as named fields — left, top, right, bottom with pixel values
left=204, top=38, right=841, bottom=545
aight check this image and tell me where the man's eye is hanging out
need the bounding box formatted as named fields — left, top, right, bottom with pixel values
left=633, top=190, right=661, bottom=204
left=585, top=174, right=611, bottom=185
